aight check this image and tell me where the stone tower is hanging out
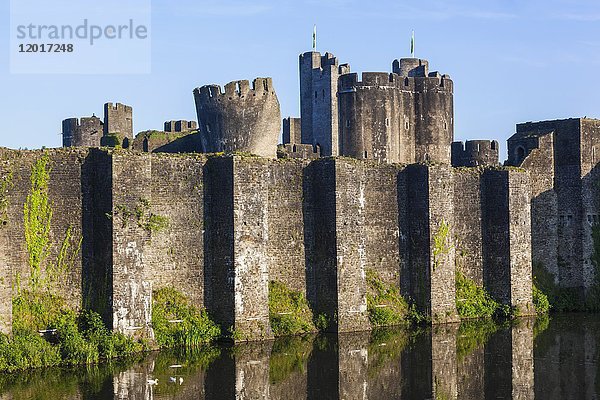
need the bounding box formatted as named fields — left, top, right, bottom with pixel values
left=507, top=118, right=600, bottom=301
left=337, top=58, right=453, bottom=164
left=299, top=51, right=350, bottom=156
left=193, top=78, right=281, bottom=158
left=62, top=116, right=103, bottom=147
left=101, top=103, right=133, bottom=148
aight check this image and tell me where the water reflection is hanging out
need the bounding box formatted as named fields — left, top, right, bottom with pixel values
left=0, top=315, right=595, bottom=399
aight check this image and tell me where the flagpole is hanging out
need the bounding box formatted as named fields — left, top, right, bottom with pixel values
left=313, top=25, right=317, bottom=51
left=411, top=30, right=415, bottom=58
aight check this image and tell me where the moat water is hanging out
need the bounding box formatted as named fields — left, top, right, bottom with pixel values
left=0, top=314, right=598, bottom=399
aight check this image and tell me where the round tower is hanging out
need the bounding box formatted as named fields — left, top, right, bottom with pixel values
left=193, top=78, right=281, bottom=158
left=338, top=72, right=415, bottom=163
left=393, top=58, right=454, bottom=164
left=62, top=116, right=103, bottom=147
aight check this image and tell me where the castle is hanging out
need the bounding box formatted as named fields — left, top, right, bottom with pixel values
left=0, top=48, right=591, bottom=341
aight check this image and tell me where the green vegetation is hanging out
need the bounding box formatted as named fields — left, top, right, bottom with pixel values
left=151, top=287, right=220, bottom=348
left=20, top=155, right=82, bottom=295
left=268, top=281, right=316, bottom=336
left=532, top=283, right=551, bottom=314
left=269, top=335, right=313, bottom=384
left=112, top=198, right=169, bottom=233
left=1, top=298, right=143, bottom=372
left=23, top=155, right=53, bottom=290
left=0, top=168, right=13, bottom=227
left=455, top=271, right=500, bottom=319
left=0, top=155, right=143, bottom=372
left=314, top=313, right=330, bottom=331
left=12, top=290, right=67, bottom=333
left=101, top=133, right=121, bottom=148
left=366, top=269, right=409, bottom=327
left=432, top=220, right=452, bottom=271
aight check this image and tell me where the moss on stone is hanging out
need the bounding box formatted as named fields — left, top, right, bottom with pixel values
left=268, top=281, right=316, bottom=337
left=112, top=198, right=169, bottom=234
left=432, top=220, right=452, bottom=271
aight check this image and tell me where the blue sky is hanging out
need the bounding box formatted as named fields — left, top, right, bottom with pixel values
left=1, top=0, right=600, bottom=160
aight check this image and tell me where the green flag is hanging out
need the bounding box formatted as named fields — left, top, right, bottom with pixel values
left=313, top=25, right=317, bottom=51
left=411, top=30, right=415, bottom=57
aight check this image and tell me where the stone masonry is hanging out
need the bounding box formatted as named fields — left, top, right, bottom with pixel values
left=193, top=78, right=281, bottom=158
left=507, top=118, right=600, bottom=302
left=0, top=147, right=531, bottom=338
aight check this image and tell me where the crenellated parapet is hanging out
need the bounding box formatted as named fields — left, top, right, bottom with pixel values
left=164, top=120, right=197, bottom=133
left=451, top=140, right=499, bottom=167
left=193, top=78, right=281, bottom=158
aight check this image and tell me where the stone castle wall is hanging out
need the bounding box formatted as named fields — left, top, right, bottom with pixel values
left=508, top=118, right=600, bottom=302
left=0, top=148, right=533, bottom=338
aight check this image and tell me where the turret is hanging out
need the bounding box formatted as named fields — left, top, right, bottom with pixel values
left=62, top=116, right=103, bottom=147
left=101, top=102, right=133, bottom=148
left=193, top=78, right=281, bottom=158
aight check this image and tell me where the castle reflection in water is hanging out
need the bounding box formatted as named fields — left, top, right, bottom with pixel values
left=1, top=314, right=599, bottom=399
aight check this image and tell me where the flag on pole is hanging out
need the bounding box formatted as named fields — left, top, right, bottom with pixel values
left=411, top=30, right=415, bottom=57
left=313, top=25, right=317, bottom=51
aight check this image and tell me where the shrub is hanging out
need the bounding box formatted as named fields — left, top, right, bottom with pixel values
left=12, top=290, right=66, bottom=333
left=152, top=287, right=220, bottom=348
left=366, top=269, right=408, bottom=327
left=455, top=271, right=499, bottom=319
left=533, top=261, right=583, bottom=311
left=532, top=283, right=550, bottom=314
left=0, top=332, right=61, bottom=372
left=268, top=281, right=316, bottom=336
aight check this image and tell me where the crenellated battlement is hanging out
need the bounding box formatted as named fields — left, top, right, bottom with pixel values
left=105, top=102, right=132, bottom=113
left=451, top=140, right=499, bottom=167
left=300, top=51, right=338, bottom=70
left=193, top=77, right=275, bottom=104
left=339, top=70, right=452, bottom=92
left=164, top=120, right=197, bottom=133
